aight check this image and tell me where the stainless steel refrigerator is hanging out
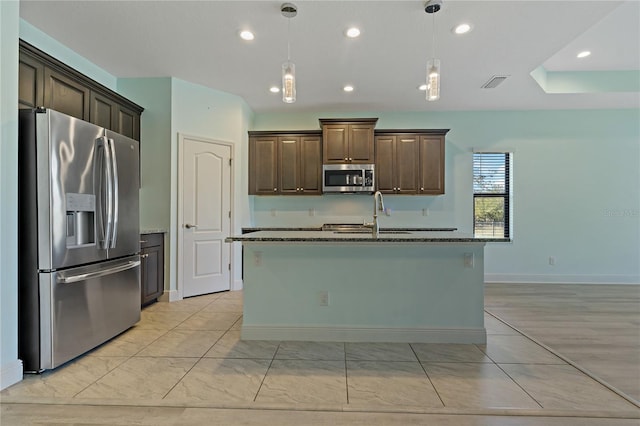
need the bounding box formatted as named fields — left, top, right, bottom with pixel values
left=18, top=108, right=141, bottom=372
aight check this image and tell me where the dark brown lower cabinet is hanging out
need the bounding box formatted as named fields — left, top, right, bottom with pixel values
left=140, top=233, right=164, bottom=307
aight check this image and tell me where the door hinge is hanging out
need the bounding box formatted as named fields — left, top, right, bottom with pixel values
left=228, top=263, right=231, bottom=271
left=229, top=158, right=232, bottom=166
left=228, top=211, right=231, bottom=218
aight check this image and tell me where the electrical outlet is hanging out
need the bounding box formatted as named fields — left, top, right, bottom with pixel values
left=318, top=290, right=329, bottom=306
left=309, top=208, right=315, bottom=217
left=549, top=256, right=556, bottom=266
left=422, top=208, right=429, bottom=216
left=270, top=209, right=277, bottom=217
left=464, top=253, right=474, bottom=268
left=253, top=251, right=262, bottom=266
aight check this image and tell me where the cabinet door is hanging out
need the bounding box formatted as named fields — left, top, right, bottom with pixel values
left=349, top=123, right=375, bottom=163
left=141, top=234, right=164, bottom=306
left=419, top=135, right=445, bottom=194
left=300, top=136, right=322, bottom=194
left=19, top=53, right=44, bottom=109
left=278, top=136, right=300, bottom=194
left=90, top=91, right=116, bottom=130
left=396, top=136, right=420, bottom=194
left=249, top=137, right=278, bottom=194
left=323, top=125, right=348, bottom=163
left=375, top=136, right=396, bottom=193
left=116, top=104, right=140, bottom=141
left=43, top=67, right=90, bottom=120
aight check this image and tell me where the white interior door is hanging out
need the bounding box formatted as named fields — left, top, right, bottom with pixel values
left=180, top=136, right=232, bottom=298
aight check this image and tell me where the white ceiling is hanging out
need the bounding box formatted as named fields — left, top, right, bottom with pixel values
left=19, top=0, right=640, bottom=114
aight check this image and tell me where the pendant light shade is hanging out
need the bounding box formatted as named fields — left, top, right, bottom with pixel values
left=281, top=3, right=297, bottom=104
left=282, top=61, right=296, bottom=103
left=425, top=0, right=442, bottom=102
left=426, top=58, right=440, bottom=101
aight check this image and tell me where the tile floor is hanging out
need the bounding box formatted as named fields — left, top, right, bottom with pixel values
left=1, top=289, right=639, bottom=425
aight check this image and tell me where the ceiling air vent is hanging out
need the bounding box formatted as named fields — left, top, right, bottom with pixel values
left=481, top=75, right=509, bottom=89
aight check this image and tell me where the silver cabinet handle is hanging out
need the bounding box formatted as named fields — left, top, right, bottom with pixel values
left=57, top=260, right=141, bottom=284
left=185, top=224, right=198, bottom=229
left=421, top=187, right=425, bottom=191
left=273, top=188, right=277, bottom=192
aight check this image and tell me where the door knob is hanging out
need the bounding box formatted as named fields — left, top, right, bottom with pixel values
left=185, top=223, right=198, bottom=229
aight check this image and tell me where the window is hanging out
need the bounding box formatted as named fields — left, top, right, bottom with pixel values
left=473, top=153, right=511, bottom=238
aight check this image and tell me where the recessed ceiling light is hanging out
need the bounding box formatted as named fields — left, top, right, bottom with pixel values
left=269, top=86, right=280, bottom=93
left=239, top=30, right=255, bottom=41
left=345, top=27, right=361, bottom=38
left=343, top=85, right=354, bottom=92
left=577, top=50, right=591, bottom=58
left=418, top=84, right=427, bottom=91
left=453, top=23, right=472, bottom=35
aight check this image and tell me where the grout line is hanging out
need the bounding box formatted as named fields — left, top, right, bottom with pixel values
left=409, top=343, right=446, bottom=408
left=253, top=342, right=280, bottom=402
left=493, top=362, right=544, bottom=409
left=485, top=310, right=640, bottom=409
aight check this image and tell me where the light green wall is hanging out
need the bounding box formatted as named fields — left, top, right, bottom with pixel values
left=252, top=110, right=640, bottom=284
left=0, top=0, right=21, bottom=390
left=117, top=78, right=173, bottom=232
left=19, top=19, right=117, bottom=90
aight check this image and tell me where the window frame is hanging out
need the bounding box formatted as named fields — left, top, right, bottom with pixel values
left=473, top=152, right=512, bottom=239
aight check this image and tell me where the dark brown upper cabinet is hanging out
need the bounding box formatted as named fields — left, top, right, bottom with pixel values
left=18, top=40, right=143, bottom=141
left=375, top=130, right=448, bottom=195
left=249, top=132, right=322, bottom=195
left=320, top=118, right=378, bottom=164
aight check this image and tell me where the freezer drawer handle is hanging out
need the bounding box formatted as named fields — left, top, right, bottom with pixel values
left=57, top=260, right=141, bottom=284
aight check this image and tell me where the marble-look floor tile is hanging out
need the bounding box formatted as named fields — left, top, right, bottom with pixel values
left=136, top=329, right=224, bottom=358
left=345, top=342, right=417, bottom=361
left=0, top=356, right=127, bottom=398
left=204, top=331, right=279, bottom=359
left=143, top=295, right=217, bottom=312
left=75, top=357, right=197, bottom=399
left=230, top=316, right=243, bottom=331
left=423, top=362, right=541, bottom=409
left=136, top=310, right=193, bottom=330
left=256, top=360, right=347, bottom=404
left=347, top=361, right=443, bottom=407
left=411, top=343, right=492, bottom=363
left=479, top=335, right=566, bottom=364
left=201, top=300, right=243, bottom=313
left=275, top=341, right=345, bottom=360
left=499, top=363, right=639, bottom=412
left=3, top=404, right=640, bottom=426
left=89, top=327, right=167, bottom=357
left=174, top=311, right=242, bottom=331
left=484, top=313, right=520, bottom=335
left=164, top=358, right=270, bottom=403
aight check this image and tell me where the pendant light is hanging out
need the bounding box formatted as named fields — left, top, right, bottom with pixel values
left=281, top=3, right=297, bottom=103
left=425, top=0, right=442, bottom=101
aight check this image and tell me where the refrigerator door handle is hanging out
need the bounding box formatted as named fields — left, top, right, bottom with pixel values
left=56, top=260, right=141, bottom=284
left=95, top=137, right=110, bottom=249
left=108, top=138, right=119, bottom=248
left=103, top=137, right=115, bottom=249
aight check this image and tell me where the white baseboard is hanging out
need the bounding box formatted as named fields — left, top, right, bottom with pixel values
left=159, top=289, right=180, bottom=302
left=0, top=359, right=23, bottom=391
left=485, top=273, right=640, bottom=285
left=232, top=279, right=243, bottom=291
left=241, top=325, right=486, bottom=344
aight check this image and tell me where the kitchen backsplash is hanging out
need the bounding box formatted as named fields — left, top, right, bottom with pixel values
left=250, top=195, right=461, bottom=229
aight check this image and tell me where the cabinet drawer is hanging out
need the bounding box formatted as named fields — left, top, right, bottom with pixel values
left=140, top=233, right=163, bottom=248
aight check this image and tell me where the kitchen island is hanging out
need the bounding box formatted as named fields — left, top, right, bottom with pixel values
left=226, top=230, right=506, bottom=344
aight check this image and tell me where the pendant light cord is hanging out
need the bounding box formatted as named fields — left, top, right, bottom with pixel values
left=287, top=17, right=291, bottom=62
left=431, top=12, right=436, bottom=59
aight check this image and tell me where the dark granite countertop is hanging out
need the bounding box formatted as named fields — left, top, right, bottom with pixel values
left=228, top=230, right=509, bottom=243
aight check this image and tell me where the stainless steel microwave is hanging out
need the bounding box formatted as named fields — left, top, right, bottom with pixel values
left=322, top=164, right=375, bottom=193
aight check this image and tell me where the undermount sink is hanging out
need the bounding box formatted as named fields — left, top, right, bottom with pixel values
left=333, top=230, right=411, bottom=234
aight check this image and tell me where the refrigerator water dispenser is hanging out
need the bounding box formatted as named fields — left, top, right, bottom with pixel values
left=65, top=193, right=96, bottom=247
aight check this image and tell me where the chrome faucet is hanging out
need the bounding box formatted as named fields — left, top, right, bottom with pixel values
left=365, top=191, right=385, bottom=236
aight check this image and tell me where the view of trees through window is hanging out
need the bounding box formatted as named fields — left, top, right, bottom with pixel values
left=473, top=153, right=510, bottom=238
